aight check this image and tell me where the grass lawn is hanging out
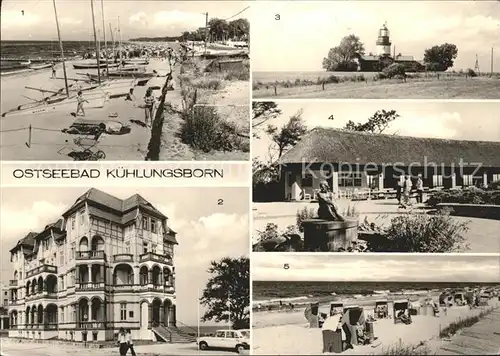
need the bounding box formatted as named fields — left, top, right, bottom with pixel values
left=253, top=77, right=500, bottom=99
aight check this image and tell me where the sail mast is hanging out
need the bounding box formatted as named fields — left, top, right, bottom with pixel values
left=52, top=0, right=69, bottom=97
left=100, top=0, right=108, bottom=78
left=118, top=16, right=122, bottom=63
left=109, top=23, right=115, bottom=59
left=90, top=0, right=101, bottom=85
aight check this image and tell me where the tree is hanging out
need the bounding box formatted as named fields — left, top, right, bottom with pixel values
left=200, top=257, right=249, bottom=329
left=208, top=18, right=229, bottom=41
left=252, top=101, right=282, bottom=137
left=322, top=34, right=365, bottom=72
left=266, top=109, right=308, bottom=158
left=344, top=109, right=400, bottom=134
left=228, top=18, right=250, bottom=40
left=423, top=43, right=458, bottom=71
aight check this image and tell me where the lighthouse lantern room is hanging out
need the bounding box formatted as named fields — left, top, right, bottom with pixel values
left=376, top=22, right=392, bottom=56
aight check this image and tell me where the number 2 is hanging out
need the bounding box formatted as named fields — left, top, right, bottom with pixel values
left=217, top=199, right=224, bottom=205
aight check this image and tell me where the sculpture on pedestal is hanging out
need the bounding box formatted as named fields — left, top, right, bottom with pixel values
left=317, top=181, right=345, bottom=221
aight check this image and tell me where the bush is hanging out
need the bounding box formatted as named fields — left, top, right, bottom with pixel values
left=180, top=106, right=244, bottom=152
left=383, top=211, right=470, bottom=252
left=381, top=342, right=432, bottom=355
left=466, top=68, right=477, bottom=77
left=192, top=78, right=224, bottom=90
left=426, top=187, right=500, bottom=208
left=382, top=63, right=406, bottom=78
left=296, top=207, right=317, bottom=232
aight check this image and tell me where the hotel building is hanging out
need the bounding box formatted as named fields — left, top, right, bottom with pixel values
left=7, top=188, right=187, bottom=342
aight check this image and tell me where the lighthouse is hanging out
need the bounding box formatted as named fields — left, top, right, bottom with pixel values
left=376, top=22, right=391, bottom=57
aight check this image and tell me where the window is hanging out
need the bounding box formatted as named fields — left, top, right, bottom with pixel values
left=164, top=244, right=174, bottom=258
left=71, top=243, right=75, bottom=260
left=60, top=249, right=65, bottom=266
left=143, top=242, right=148, bottom=254
left=226, top=331, right=237, bottom=338
left=433, top=175, right=443, bottom=187
left=71, top=216, right=76, bottom=230
left=79, top=210, right=85, bottom=225
left=3, top=299, right=8, bottom=306
left=129, top=311, right=134, bottom=318
left=339, top=172, right=362, bottom=187
left=493, top=174, right=500, bottom=182
left=301, top=174, right=313, bottom=187
left=61, top=308, right=65, bottom=323
left=215, top=331, right=225, bottom=338
left=151, top=220, right=157, bottom=233
left=463, top=175, right=473, bottom=186
left=152, top=245, right=157, bottom=254
left=120, top=303, right=127, bottom=321
left=142, top=217, right=148, bottom=230
left=125, top=243, right=130, bottom=254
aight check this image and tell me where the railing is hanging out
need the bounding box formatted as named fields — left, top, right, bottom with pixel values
left=139, top=252, right=173, bottom=265
left=44, top=323, right=58, bottom=330
left=9, top=280, right=18, bottom=286
left=113, top=284, right=134, bottom=291
left=26, top=265, right=57, bottom=278
left=76, top=282, right=105, bottom=291
left=76, top=250, right=106, bottom=261
left=113, top=254, right=133, bottom=262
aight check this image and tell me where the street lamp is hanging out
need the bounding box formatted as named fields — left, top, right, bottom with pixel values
left=83, top=313, right=88, bottom=348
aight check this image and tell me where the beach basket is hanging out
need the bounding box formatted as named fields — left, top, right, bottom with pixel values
left=322, top=329, right=342, bottom=353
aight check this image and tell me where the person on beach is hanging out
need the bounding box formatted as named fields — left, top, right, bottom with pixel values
left=317, top=181, right=344, bottom=221
left=76, top=91, right=89, bottom=117
left=117, top=328, right=128, bottom=356
left=51, top=62, right=56, bottom=79
left=125, top=88, right=136, bottom=103
left=126, top=329, right=136, bottom=356
left=143, top=88, right=156, bottom=126
left=416, top=175, right=424, bottom=203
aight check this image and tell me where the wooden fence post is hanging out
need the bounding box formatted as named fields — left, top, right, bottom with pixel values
left=274, top=85, right=277, bottom=96
left=25, top=125, right=32, bottom=148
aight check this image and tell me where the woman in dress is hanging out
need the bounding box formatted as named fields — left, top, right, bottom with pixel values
left=117, top=327, right=129, bottom=356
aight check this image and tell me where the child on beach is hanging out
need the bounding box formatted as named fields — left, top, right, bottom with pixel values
left=76, top=91, right=89, bottom=117
left=51, top=62, right=56, bottom=79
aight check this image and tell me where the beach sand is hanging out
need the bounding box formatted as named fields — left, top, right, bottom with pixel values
left=0, top=59, right=172, bottom=160
left=252, top=297, right=500, bottom=355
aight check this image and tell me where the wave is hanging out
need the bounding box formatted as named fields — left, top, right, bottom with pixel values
left=252, top=296, right=309, bottom=306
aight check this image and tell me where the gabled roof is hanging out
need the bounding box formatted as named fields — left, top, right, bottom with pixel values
left=278, top=127, right=500, bottom=167
left=10, top=232, right=37, bottom=253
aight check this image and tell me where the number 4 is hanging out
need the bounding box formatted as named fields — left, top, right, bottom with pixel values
left=328, top=115, right=334, bottom=120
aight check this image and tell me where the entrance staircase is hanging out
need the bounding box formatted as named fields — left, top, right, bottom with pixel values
left=152, top=324, right=197, bottom=344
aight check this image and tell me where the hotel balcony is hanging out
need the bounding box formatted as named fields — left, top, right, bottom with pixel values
left=25, top=291, right=58, bottom=302
left=76, top=250, right=106, bottom=261
left=139, top=252, right=173, bottom=266
left=77, top=321, right=106, bottom=329
left=113, top=254, right=134, bottom=263
left=26, top=265, right=57, bottom=278
left=9, top=280, right=18, bottom=287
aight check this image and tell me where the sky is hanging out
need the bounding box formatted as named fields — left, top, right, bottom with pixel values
left=0, top=0, right=250, bottom=41
left=252, top=101, right=500, bottom=162
left=251, top=1, right=500, bottom=71
left=252, top=254, right=500, bottom=283
left=0, top=186, right=249, bottom=326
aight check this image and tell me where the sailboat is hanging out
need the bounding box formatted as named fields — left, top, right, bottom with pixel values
left=1, top=0, right=108, bottom=118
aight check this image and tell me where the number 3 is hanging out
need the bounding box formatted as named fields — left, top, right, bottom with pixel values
left=275, top=14, right=280, bottom=20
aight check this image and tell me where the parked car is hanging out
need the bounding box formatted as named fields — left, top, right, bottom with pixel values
left=197, top=329, right=250, bottom=352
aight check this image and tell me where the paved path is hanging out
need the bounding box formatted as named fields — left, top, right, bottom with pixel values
left=437, top=308, right=500, bottom=355
left=253, top=200, right=500, bottom=253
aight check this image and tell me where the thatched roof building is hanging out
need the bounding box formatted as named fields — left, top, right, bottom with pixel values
left=278, top=127, right=500, bottom=167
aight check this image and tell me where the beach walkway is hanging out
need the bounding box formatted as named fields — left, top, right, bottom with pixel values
left=437, top=308, right=500, bottom=355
